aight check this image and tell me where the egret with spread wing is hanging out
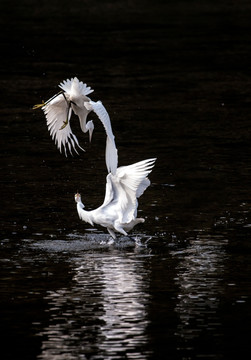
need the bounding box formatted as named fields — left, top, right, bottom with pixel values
left=75, top=158, right=156, bottom=239
left=33, top=77, right=118, bottom=174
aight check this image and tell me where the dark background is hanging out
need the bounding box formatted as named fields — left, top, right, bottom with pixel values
left=1, top=0, right=250, bottom=231
left=0, top=1, right=250, bottom=359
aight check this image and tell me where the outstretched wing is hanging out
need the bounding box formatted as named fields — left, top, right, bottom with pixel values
left=85, top=100, right=118, bottom=174
left=43, top=94, right=85, bottom=156
left=113, top=158, right=156, bottom=223
left=117, top=158, right=156, bottom=196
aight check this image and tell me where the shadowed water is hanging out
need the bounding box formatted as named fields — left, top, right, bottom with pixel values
left=0, top=1, right=251, bottom=359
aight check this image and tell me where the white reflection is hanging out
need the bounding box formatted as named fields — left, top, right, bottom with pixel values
left=172, top=234, right=227, bottom=354
left=38, top=252, right=151, bottom=359
left=101, top=259, right=149, bottom=354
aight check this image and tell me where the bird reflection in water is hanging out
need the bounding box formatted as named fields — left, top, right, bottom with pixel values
left=171, top=234, right=228, bottom=358
left=38, top=253, right=151, bottom=359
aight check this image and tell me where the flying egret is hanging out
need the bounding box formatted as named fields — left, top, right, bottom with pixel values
left=75, top=158, right=156, bottom=239
left=33, top=77, right=118, bottom=174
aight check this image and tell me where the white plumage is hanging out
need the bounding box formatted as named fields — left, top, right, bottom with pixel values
left=34, top=77, right=156, bottom=239
left=34, top=77, right=118, bottom=174
left=75, top=158, right=156, bottom=239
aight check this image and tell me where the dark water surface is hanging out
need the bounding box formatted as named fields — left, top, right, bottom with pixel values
left=0, top=1, right=251, bottom=359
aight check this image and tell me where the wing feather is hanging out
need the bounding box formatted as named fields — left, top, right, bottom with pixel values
left=112, top=158, right=156, bottom=223
left=116, top=158, right=156, bottom=195
left=43, top=93, right=85, bottom=156
left=38, top=79, right=117, bottom=165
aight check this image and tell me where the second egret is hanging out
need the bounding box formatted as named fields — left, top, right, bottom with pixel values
left=33, top=77, right=118, bottom=174
left=75, top=158, right=156, bottom=239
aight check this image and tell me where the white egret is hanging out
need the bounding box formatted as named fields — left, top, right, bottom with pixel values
left=33, top=77, right=118, bottom=174
left=75, top=158, right=156, bottom=239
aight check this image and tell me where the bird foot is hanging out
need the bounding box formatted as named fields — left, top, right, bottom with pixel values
left=107, top=237, right=115, bottom=245
left=32, top=101, right=45, bottom=109
left=59, top=120, right=68, bottom=130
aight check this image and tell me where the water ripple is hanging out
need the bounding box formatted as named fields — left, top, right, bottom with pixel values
left=171, top=234, right=228, bottom=357
left=38, top=254, right=152, bottom=359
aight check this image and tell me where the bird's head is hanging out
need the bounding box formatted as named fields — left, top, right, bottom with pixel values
left=75, top=192, right=82, bottom=203
left=75, top=192, right=85, bottom=209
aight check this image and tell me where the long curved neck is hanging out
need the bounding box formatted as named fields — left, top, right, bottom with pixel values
left=74, top=106, right=90, bottom=133
left=76, top=202, right=94, bottom=226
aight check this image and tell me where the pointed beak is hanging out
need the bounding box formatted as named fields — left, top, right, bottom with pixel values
left=87, top=120, right=94, bottom=142
left=89, top=127, right=94, bottom=142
